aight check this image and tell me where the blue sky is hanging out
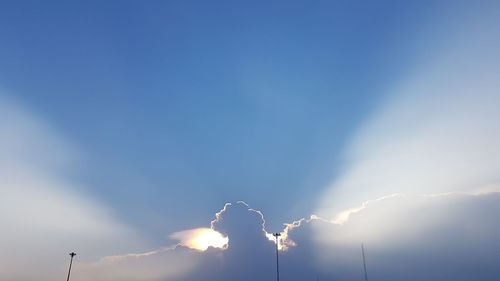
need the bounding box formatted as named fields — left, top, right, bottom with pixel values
left=0, top=1, right=438, bottom=233
left=1, top=1, right=500, bottom=281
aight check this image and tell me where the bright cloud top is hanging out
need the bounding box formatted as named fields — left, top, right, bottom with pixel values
left=72, top=195, right=500, bottom=281
left=170, top=228, right=228, bottom=251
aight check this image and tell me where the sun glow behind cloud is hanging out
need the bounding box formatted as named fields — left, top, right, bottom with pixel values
left=265, top=232, right=282, bottom=249
left=171, top=228, right=228, bottom=251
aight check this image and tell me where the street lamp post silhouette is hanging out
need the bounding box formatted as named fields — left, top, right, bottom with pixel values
left=273, top=233, right=281, bottom=281
left=66, top=252, right=76, bottom=281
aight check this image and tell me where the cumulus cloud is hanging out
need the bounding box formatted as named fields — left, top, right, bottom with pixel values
left=4, top=5, right=500, bottom=281
left=291, top=5, right=500, bottom=280
left=6, top=181, right=495, bottom=281
left=311, top=192, right=500, bottom=281
left=305, top=9, right=500, bottom=279
left=74, top=202, right=277, bottom=281
left=73, top=194, right=500, bottom=281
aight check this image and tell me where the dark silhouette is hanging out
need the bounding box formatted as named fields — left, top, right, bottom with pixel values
left=66, top=252, right=76, bottom=281
left=362, top=243, right=368, bottom=281
left=273, top=233, right=281, bottom=281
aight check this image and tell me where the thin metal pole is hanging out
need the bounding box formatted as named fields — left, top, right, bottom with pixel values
left=66, top=252, right=76, bottom=281
left=361, top=243, right=368, bottom=281
left=273, top=233, right=281, bottom=281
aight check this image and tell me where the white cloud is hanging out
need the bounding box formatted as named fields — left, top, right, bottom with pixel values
left=73, top=201, right=276, bottom=281
left=72, top=246, right=199, bottom=281
left=301, top=192, right=500, bottom=281
left=73, top=195, right=500, bottom=281
left=307, top=11, right=500, bottom=278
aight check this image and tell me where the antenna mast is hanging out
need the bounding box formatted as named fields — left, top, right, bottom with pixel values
left=361, top=243, right=368, bottom=281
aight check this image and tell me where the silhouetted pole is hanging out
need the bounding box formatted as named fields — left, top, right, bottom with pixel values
left=66, top=252, right=76, bottom=281
left=361, top=243, right=368, bottom=281
left=273, top=233, right=281, bottom=281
